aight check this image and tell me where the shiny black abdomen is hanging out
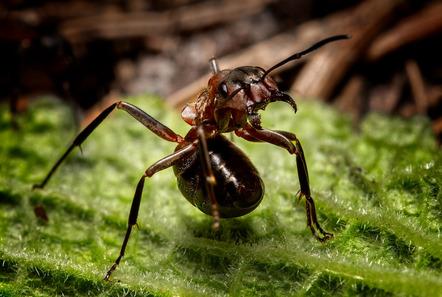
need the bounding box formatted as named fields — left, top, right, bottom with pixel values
left=173, top=134, right=264, bottom=218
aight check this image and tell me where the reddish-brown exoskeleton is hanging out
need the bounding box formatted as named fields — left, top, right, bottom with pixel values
left=33, top=35, right=351, bottom=281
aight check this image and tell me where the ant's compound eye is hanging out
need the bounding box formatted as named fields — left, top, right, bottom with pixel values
left=217, top=83, right=228, bottom=99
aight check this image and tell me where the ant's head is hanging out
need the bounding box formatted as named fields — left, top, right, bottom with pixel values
left=211, top=65, right=294, bottom=129
left=210, top=35, right=351, bottom=130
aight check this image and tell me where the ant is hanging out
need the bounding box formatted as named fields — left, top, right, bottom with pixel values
left=33, top=35, right=351, bottom=281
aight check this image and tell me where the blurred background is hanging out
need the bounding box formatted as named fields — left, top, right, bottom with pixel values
left=1, top=0, right=441, bottom=141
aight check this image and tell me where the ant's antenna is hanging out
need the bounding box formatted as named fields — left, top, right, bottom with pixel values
left=209, top=57, right=220, bottom=74
left=261, top=35, right=351, bottom=81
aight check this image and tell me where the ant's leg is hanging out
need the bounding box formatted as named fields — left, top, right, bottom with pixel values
left=33, top=101, right=183, bottom=189
left=242, top=124, right=333, bottom=242
left=235, top=129, right=263, bottom=142
left=196, top=126, right=220, bottom=230
left=104, top=143, right=196, bottom=281
left=291, top=135, right=333, bottom=242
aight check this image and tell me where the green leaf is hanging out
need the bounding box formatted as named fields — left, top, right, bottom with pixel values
left=1, top=95, right=440, bottom=296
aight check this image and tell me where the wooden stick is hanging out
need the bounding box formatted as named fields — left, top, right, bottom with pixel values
left=405, top=59, right=428, bottom=114
left=59, top=0, right=275, bottom=43
left=366, top=1, right=442, bottom=62
left=291, top=0, right=406, bottom=101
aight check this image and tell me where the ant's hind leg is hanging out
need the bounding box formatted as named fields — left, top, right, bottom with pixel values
left=33, top=103, right=118, bottom=189
left=33, top=101, right=183, bottom=189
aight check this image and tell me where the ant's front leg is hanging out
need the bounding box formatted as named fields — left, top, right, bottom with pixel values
left=280, top=131, right=334, bottom=242
left=104, top=143, right=197, bottom=281
left=196, top=125, right=221, bottom=230
left=33, top=101, right=184, bottom=189
left=241, top=124, right=333, bottom=242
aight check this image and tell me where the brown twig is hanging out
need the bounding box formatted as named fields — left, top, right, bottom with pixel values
left=405, top=59, right=428, bottom=114
left=291, top=0, right=407, bottom=100
left=366, top=1, right=442, bottom=62
left=59, top=0, right=275, bottom=43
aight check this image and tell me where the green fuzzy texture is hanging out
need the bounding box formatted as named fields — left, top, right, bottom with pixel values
left=0, top=95, right=440, bottom=296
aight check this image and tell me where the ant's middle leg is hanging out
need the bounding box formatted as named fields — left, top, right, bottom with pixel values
left=104, top=143, right=196, bottom=281
left=241, top=124, right=333, bottom=242
left=33, top=101, right=184, bottom=189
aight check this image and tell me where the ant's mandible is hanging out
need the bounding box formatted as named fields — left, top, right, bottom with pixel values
left=33, top=35, right=351, bottom=281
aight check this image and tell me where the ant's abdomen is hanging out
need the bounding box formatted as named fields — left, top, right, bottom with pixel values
left=173, top=134, right=264, bottom=218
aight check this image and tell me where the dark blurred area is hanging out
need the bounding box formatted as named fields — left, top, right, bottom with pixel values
left=1, top=0, right=441, bottom=141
